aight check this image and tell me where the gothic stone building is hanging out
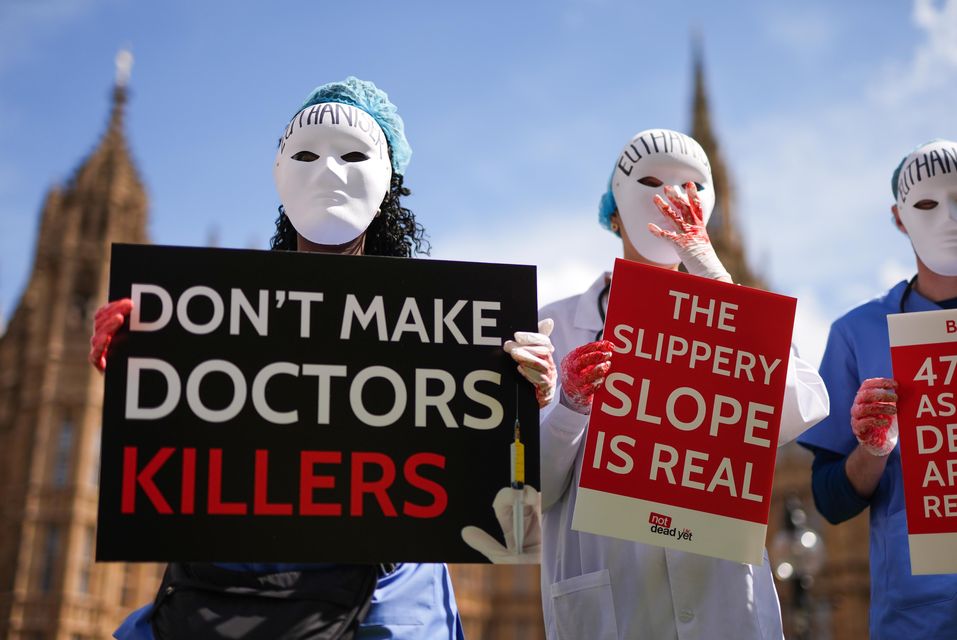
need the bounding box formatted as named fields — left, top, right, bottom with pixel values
left=0, top=80, right=163, bottom=640
left=0, top=55, right=871, bottom=640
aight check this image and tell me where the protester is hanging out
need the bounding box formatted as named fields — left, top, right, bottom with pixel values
left=538, top=128, right=830, bottom=640
left=798, top=139, right=957, bottom=639
left=91, top=77, right=555, bottom=640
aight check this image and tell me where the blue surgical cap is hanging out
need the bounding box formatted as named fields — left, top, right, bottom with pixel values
left=598, top=165, right=620, bottom=236
left=296, top=76, right=412, bottom=176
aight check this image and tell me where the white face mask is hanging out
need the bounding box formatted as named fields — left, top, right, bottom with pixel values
left=896, top=140, right=957, bottom=276
left=274, top=102, right=392, bottom=245
left=611, top=129, right=714, bottom=265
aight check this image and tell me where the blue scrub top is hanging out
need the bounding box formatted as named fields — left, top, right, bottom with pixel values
left=114, top=563, right=464, bottom=640
left=798, top=280, right=957, bottom=639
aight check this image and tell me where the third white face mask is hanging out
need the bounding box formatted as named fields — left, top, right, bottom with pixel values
left=274, top=103, right=392, bottom=245
left=611, top=129, right=714, bottom=265
left=896, top=139, right=957, bottom=276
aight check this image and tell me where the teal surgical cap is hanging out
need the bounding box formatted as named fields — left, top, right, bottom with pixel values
left=296, top=76, right=412, bottom=176
left=892, top=139, right=944, bottom=201
left=598, top=165, right=620, bottom=236
left=892, top=156, right=905, bottom=200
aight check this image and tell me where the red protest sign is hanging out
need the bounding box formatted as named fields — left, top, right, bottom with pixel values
left=889, top=309, right=957, bottom=575
left=572, top=259, right=795, bottom=564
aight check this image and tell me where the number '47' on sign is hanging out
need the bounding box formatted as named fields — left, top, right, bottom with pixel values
left=913, top=355, right=957, bottom=387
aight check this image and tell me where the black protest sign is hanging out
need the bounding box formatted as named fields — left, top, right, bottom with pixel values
left=97, top=244, right=539, bottom=563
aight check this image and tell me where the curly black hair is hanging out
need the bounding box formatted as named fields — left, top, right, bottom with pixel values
left=269, top=161, right=429, bottom=258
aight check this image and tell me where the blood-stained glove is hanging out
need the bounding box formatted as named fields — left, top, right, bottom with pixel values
left=648, top=182, right=733, bottom=283
left=504, top=319, right=557, bottom=408
left=88, top=298, right=133, bottom=372
left=559, top=340, right=615, bottom=414
left=851, top=377, right=899, bottom=456
left=461, top=486, right=541, bottom=564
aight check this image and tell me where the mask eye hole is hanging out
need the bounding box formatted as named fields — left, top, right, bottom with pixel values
left=914, top=199, right=939, bottom=210
left=341, top=151, right=370, bottom=163
left=637, top=176, right=663, bottom=187
left=291, top=151, right=319, bottom=162
left=693, top=182, right=706, bottom=192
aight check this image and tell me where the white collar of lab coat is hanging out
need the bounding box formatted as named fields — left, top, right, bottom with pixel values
left=572, top=271, right=611, bottom=332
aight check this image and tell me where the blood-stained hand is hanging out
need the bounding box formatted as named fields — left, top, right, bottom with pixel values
left=89, top=298, right=133, bottom=372
left=504, top=319, right=557, bottom=408
left=851, top=377, right=899, bottom=456
left=559, top=340, right=615, bottom=414
left=649, top=182, right=733, bottom=283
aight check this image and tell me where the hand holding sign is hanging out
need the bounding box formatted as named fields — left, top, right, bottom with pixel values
left=648, top=182, right=732, bottom=283
left=851, top=378, right=899, bottom=456
left=505, top=319, right=557, bottom=408
left=559, top=340, right=615, bottom=414
left=89, top=298, right=133, bottom=372
left=461, top=486, right=541, bottom=563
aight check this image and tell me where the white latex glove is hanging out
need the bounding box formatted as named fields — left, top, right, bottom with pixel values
left=461, top=486, right=541, bottom=564
left=851, top=378, right=899, bottom=456
left=504, top=319, right=557, bottom=408
left=648, top=182, right=733, bottom=283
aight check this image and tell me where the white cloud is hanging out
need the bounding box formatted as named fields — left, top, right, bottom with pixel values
left=878, top=256, right=913, bottom=289
left=727, top=0, right=957, bottom=326
left=910, top=0, right=957, bottom=86
left=871, top=0, right=957, bottom=108
left=790, top=288, right=834, bottom=368
left=761, top=6, right=838, bottom=59
left=429, top=208, right=622, bottom=308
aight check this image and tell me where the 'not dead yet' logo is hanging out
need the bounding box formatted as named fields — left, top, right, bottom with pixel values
left=648, top=512, right=694, bottom=541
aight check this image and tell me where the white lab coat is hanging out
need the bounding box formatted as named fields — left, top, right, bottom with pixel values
left=540, top=272, right=829, bottom=640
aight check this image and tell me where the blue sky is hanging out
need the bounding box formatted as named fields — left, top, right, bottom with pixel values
left=1, top=0, right=955, bottom=364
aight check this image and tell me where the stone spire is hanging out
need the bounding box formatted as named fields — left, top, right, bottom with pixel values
left=64, top=48, right=147, bottom=249
left=0, top=51, right=154, bottom=639
left=691, top=37, right=764, bottom=288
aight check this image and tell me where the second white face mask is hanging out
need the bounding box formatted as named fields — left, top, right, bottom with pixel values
left=611, top=129, right=714, bottom=265
left=274, top=103, right=392, bottom=245
left=896, top=139, right=957, bottom=276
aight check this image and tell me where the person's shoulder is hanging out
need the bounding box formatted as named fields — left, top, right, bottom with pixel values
left=832, top=282, right=906, bottom=330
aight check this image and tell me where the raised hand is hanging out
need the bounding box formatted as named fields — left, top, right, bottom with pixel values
left=649, top=182, right=733, bottom=283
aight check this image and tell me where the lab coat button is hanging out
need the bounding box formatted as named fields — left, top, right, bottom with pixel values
left=678, top=609, right=694, bottom=623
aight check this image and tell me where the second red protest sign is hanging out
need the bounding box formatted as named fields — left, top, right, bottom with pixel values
left=572, top=259, right=796, bottom=564
left=889, top=308, right=957, bottom=575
